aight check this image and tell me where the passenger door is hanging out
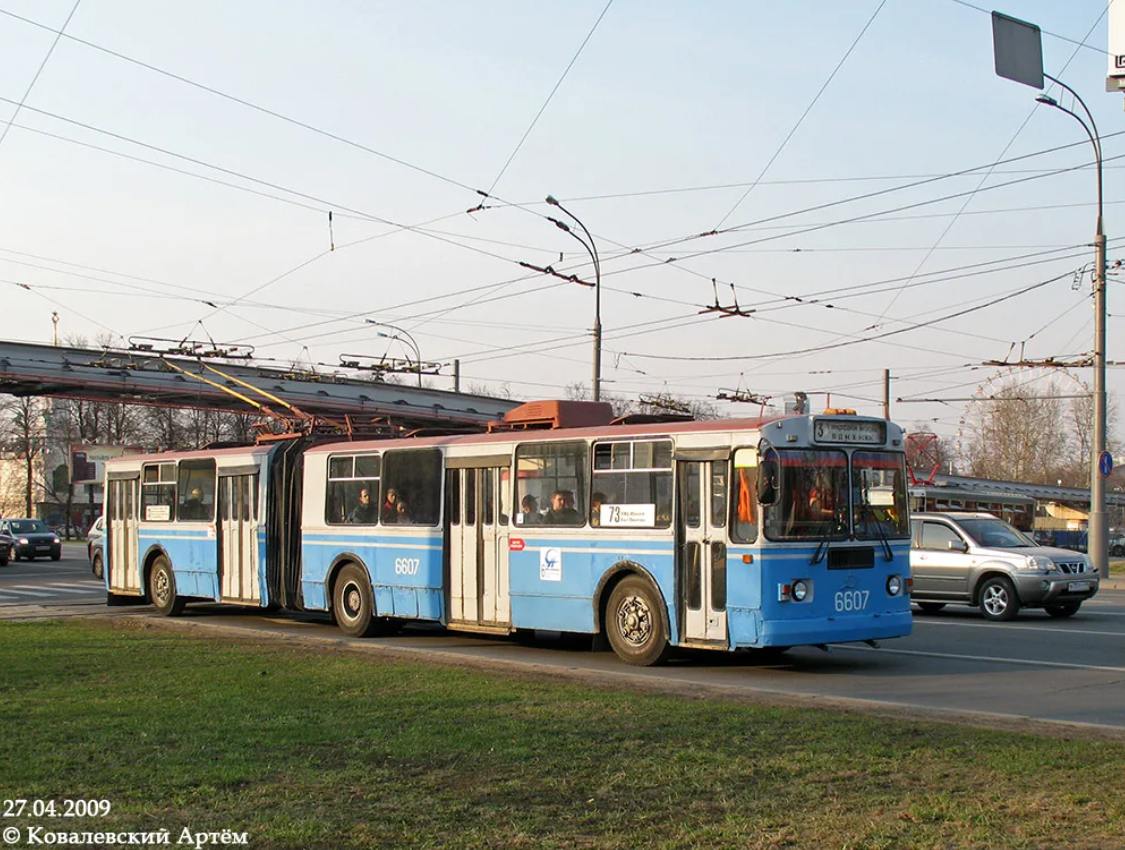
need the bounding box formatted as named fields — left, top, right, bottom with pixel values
left=107, top=476, right=142, bottom=595
left=217, top=473, right=261, bottom=604
left=912, top=520, right=973, bottom=599
left=447, top=466, right=511, bottom=628
left=677, top=460, right=729, bottom=644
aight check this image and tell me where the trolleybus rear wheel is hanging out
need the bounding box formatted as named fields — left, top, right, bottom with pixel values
left=605, top=576, right=670, bottom=667
left=149, top=555, right=184, bottom=616
left=333, top=564, right=378, bottom=638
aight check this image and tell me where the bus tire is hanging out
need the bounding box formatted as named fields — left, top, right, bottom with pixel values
left=149, top=555, right=185, bottom=617
left=605, top=575, right=671, bottom=667
left=916, top=602, right=946, bottom=614
left=333, top=564, right=377, bottom=638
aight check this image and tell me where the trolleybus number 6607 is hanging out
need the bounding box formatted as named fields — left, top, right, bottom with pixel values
left=834, top=590, right=869, bottom=612
left=394, top=558, right=420, bottom=575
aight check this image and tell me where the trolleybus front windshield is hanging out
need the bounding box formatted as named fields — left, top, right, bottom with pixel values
left=762, top=449, right=849, bottom=540
left=852, top=451, right=910, bottom=539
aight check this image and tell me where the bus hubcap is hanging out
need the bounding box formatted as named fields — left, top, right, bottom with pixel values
left=343, top=584, right=361, bottom=617
left=617, top=596, right=651, bottom=645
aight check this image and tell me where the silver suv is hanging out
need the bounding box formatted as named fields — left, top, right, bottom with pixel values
left=910, top=513, right=1099, bottom=621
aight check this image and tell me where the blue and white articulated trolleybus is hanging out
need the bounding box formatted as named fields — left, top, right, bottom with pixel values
left=103, top=400, right=913, bottom=665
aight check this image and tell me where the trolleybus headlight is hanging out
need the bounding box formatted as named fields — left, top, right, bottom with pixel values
left=791, top=580, right=810, bottom=602
left=886, top=575, right=902, bottom=596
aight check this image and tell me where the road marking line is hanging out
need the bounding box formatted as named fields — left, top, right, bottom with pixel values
left=846, top=644, right=1125, bottom=674
left=0, top=589, right=53, bottom=597
left=912, top=619, right=1124, bottom=637
left=44, top=582, right=102, bottom=590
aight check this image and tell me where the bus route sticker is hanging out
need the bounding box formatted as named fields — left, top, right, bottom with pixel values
left=540, top=547, right=562, bottom=582
left=600, top=504, right=656, bottom=527
left=510, top=538, right=525, bottom=551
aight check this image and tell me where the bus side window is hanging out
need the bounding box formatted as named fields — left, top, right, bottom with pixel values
left=177, top=460, right=216, bottom=522
left=730, top=448, right=758, bottom=543
left=516, top=441, right=587, bottom=527
left=591, top=439, right=672, bottom=529
left=381, top=449, right=442, bottom=526
left=142, top=462, right=176, bottom=522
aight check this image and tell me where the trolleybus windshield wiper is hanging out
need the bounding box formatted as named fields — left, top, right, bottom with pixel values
left=859, top=501, right=894, bottom=562
left=810, top=514, right=842, bottom=565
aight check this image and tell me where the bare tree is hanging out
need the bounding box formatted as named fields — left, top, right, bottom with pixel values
left=966, top=382, right=1066, bottom=484
left=0, top=396, right=46, bottom=516
left=1058, top=392, right=1120, bottom=487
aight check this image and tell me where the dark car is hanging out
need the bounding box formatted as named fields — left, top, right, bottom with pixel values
left=1, top=518, right=62, bottom=561
left=0, top=530, right=13, bottom=566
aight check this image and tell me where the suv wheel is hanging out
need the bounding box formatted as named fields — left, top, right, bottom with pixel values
left=979, top=576, right=1020, bottom=621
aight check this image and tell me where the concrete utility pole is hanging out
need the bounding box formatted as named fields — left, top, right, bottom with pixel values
left=883, top=369, right=891, bottom=421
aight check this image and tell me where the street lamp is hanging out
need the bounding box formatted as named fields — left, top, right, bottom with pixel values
left=545, top=194, right=602, bottom=402
left=992, top=12, right=1110, bottom=579
left=364, top=319, right=422, bottom=387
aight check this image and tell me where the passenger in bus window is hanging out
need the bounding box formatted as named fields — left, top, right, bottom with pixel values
left=381, top=488, right=399, bottom=523
left=347, top=488, right=378, bottom=524
left=544, top=489, right=580, bottom=525
left=520, top=494, right=541, bottom=525
left=591, top=491, right=607, bottom=526
left=181, top=487, right=206, bottom=520
left=395, top=500, right=412, bottom=524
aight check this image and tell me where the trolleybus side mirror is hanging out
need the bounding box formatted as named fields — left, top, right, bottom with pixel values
left=758, top=460, right=779, bottom=506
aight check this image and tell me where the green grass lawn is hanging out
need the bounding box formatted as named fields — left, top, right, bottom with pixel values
left=1, top=618, right=1122, bottom=850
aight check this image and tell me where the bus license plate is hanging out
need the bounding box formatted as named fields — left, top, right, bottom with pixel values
left=1068, top=581, right=1091, bottom=592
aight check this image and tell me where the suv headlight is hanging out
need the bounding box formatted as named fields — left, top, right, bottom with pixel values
left=1022, top=555, right=1054, bottom=571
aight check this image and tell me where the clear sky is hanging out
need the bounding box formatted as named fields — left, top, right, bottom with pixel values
left=0, top=1, right=1120, bottom=459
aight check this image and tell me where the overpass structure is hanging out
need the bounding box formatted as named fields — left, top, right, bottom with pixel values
left=0, top=340, right=517, bottom=431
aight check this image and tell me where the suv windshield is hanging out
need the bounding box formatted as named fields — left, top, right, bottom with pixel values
left=957, top=517, right=1033, bottom=548
left=10, top=520, right=49, bottom=534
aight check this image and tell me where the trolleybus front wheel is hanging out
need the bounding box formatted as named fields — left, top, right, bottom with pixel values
left=605, top=576, right=670, bottom=667
left=149, top=556, right=185, bottom=617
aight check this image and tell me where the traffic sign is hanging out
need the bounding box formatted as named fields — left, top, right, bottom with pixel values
left=1099, top=451, right=1113, bottom=478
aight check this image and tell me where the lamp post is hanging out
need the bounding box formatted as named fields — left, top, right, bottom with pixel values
left=545, top=194, right=602, bottom=402
left=364, top=319, right=422, bottom=387
left=992, top=12, right=1109, bottom=579
left=1034, top=86, right=1108, bottom=578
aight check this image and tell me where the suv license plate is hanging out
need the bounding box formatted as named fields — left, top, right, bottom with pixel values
left=1068, top=581, right=1091, bottom=592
